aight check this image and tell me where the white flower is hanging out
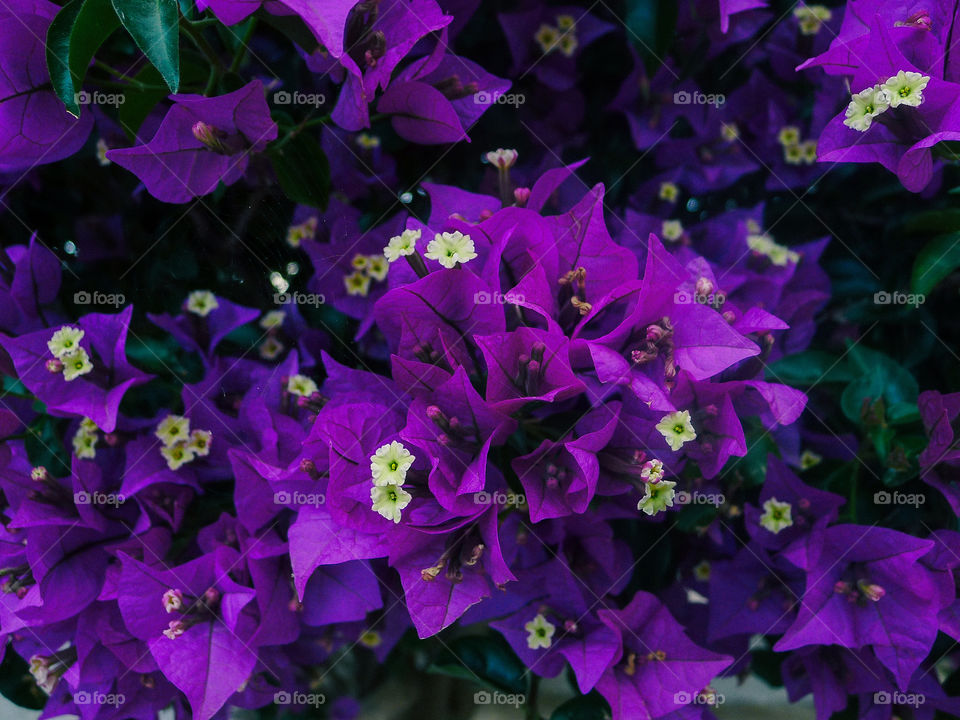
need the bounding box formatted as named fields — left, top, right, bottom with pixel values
left=637, top=479, right=677, bottom=515
left=534, top=24, right=561, bottom=53
left=486, top=148, right=518, bottom=169
left=155, top=415, right=190, bottom=447
left=425, top=231, right=477, bottom=268
left=47, top=326, right=84, bottom=359
left=185, top=290, right=219, bottom=317
left=760, top=498, right=794, bottom=533
left=61, top=348, right=93, bottom=381
left=259, top=310, right=286, bottom=329
left=343, top=270, right=371, bottom=297
left=525, top=613, right=556, bottom=650
left=640, top=459, right=665, bottom=483
left=794, top=4, right=831, bottom=34
left=370, top=441, right=416, bottom=486
left=658, top=182, right=679, bottom=202
left=161, top=443, right=196, bottom=471
left=371, top=484, right=412, bottom=523
left=258, top=336, right=285, bottom=360
left=367, top=254, right=389, bottom=281
left=72, top=426, right=98, bottom=459
left=286, top=216, right=317, bottom=247
left=777, top=126, right=801, bottom=146
left=384, top=229, right=421, bottom=262
left=188, top=429, right=212, bottom=457
left=661, top=220, right=684, bottom=242
left=747, top=232, right=799, bottom=266
left=843, top=86, right=890, bottom=132
left=287, top=374, right=318, bottom=397
left=355, top=133, right=381, bottom=150
left=720, top=122, right=740, bottom=143
left=96, top=138, right=111, bottom=166
left=881, top=70, right=930, bottom=108
left=656, top=411, right=696, bottom=451
left=800, top=449, right=822, bottom=469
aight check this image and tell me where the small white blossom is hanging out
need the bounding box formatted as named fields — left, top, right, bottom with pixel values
left=370, top=441, right=416, bottom=486
left=61, top=348, right=93, bottom=381
left=760, top=498, right=794, bottom=533
left=185, top=290, right=219, bottom=317
left=525, top=613, right=556, bottom=650
left=843, top=86, right=890, bottom=132
left=425, top=231, right=477, bottom=268
left=656, top=410, right=696, bottom=451
left=881, top=70, right=930, bottom=108
left=637, top=479, right=677, bottom=515
left=384, top=229, right=421, bottom=262
left=287, top=374, right=318, bottom=397
left=161, top=443, right=196, bottom=471
left=259, top=310, right=286, bottom=329
left=155, top=415, right=190, bottom=447
left=371, top=484, right=412, bottom=523
left=661, top=220, right=684, bottom=242
left=486, top=148, right=518, bottom=169
left=47, top=326, right=84, bottom=359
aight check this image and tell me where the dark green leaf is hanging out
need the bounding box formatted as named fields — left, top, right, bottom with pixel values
left=550, top=692, right=612, bottom=720
left=0, top=650, right=47, bottom=710
left=901, top=209, right=960, bottom=234
left=115, top=65, right=169, bottom=139
left=624, top=0, right=677, bottom=68
left=840, top=346, right=918, bottom=425
left=428, top=635, right=526, bottom=694
left=911, top=232, right=960, bottom=295
left=268, top=133, right=331, bottom=209
left=110, top=0, right=180, bottom=92
left=766, top=350, right=854, bottom=385
left=46, top=0, right=121, bottom=117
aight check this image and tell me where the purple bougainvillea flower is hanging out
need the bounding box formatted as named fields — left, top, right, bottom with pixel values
left=381, top=52, right=511, bottom=144
left=148, top=291, right=260, bottom=359
left=0, top=306, right=151, bottom=432
left=499, top=4, right=616, bottom=91
left=0, top=234, right=62, bottom=335
left=401, top=365, right=517, bottom=510
left=595, top=590, right=732, bottom=720
left=775, top=525, right=941, bottom=689
left=0, top=0, right=93, bottom=172
left=475, top=326, right=585, bottom=411
left=918, top=390, right=960, bottom=513
left=333, top=0, right=452, bottom=131
left=491, top=560, right=620, bottom=692
left=107, top=80, right=278, bottom=203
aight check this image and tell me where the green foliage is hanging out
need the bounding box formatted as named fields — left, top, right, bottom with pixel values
left=110, top=0, right=181, bottom=92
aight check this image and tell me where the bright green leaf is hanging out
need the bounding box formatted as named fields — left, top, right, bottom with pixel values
left=111, top=0, right=180, bottom=93
left=46, top=0, right=121, bottom=117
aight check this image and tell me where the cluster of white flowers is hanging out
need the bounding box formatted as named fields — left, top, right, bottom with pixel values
left=844, top=71, right=930, bottom=132
left=534, top=14, right=578, bottom=56
left=776, top=125, right=817, bottom=165
left=285, top=216, right=318, bottom=248
left=155, top=414, right=212, bottom=470
left=47, top=326, right=93, bottom=382
left=72, top=418, right=99, bottom=459
left=369, top=441, right=415, bottom=523
left=344, top=252, right=390, bottom=297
